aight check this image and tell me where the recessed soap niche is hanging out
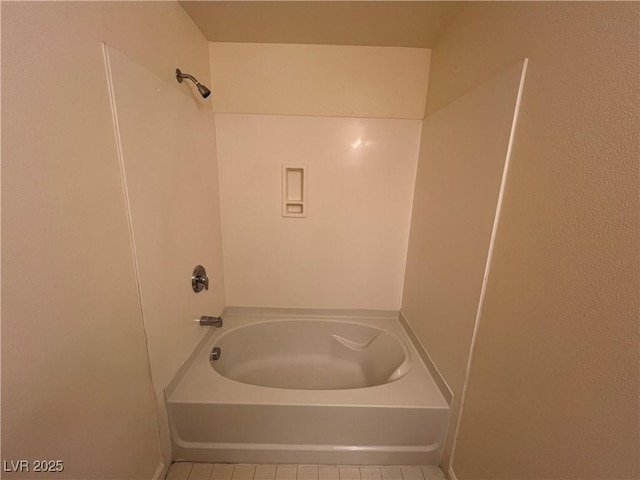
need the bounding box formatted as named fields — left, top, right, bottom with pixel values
left=282, top=164, right=307, bottom=218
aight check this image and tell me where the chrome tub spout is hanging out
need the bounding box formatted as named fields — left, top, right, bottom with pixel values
left=200, top=316, right=223, bottom=328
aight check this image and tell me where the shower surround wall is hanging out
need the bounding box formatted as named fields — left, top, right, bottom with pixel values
left=104, top=45, right=226, bottom=468
left=401, top=60, right=527, bottom=471
left=1, top=2, right=212, bottom=478
left=210, top=43, right=430, bottom=309
left=216, top=115, right=420, bottom=309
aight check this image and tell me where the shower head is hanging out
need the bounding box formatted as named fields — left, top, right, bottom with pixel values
left=196, top=83, right=211, bottom=99
left=176, top=68, right=211, bottom=99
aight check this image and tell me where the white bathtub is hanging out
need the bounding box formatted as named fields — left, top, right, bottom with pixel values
left=167, top=308, right=450, bottom=465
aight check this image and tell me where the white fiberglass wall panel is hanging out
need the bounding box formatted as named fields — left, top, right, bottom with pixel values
left=105, top=46, right=226, bottom=395
left=215, top=114, right=421, bottom=310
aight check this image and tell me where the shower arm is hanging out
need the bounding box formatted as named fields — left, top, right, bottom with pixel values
left=176, top=69, right=198, bottom=85
left=176, top=68, right=211, bottom=98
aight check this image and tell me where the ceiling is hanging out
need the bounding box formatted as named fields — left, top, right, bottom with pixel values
left=180, top=1, right=467, bottom=48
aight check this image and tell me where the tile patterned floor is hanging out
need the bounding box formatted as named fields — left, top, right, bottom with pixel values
left=165, top=464, right=446, bottom=480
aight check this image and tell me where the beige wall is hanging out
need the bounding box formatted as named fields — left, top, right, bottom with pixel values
left=216, top=114, right=421, bottom=310
left=209, top=42, right=430, bottom=119
left=423, top=2, right=639, bottom=478
left=1, top=2, right=211, bottom=478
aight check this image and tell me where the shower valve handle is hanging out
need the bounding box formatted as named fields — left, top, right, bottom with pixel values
left=192, top=265, right=209, bottom=293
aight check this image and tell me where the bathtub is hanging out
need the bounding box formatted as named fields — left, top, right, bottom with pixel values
left=167, top=308, right=450, bottom=465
